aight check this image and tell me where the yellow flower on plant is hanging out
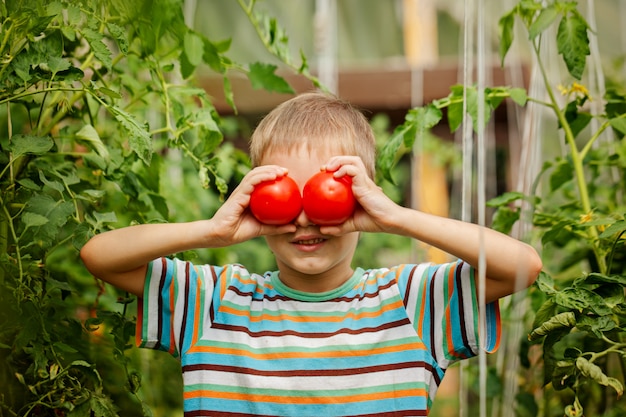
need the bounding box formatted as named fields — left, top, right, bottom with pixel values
left=571, top=82, right=591, bottom=101
left=558, top=82, right=592, bottom=101
left=579, top=212, right=593, bottom=224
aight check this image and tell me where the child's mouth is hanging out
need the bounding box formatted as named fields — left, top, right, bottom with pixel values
left=295, top=238, right=325, bottom=245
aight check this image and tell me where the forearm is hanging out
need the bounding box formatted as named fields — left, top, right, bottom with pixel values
left=389, top=207, right=542, bottom=301
left=80, top=220, right=214, bottom=295
left=82, top=221, right=210, bottom=271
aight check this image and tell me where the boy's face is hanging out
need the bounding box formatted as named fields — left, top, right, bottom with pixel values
left=259, top=146, right=359, bottom=293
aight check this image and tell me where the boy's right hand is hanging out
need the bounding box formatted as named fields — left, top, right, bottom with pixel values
left=207, top=165, right=297, bottom=247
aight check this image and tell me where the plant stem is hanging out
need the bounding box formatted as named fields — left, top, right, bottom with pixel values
left=532, top=41, right=606, bottom=274
left=0, top=196, right=23, bottom=290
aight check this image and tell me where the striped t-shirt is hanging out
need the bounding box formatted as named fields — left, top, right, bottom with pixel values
left=137, top=258, right=500, bottom=417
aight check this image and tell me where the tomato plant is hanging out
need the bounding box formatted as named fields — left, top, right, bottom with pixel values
left=0, top=0, right=320, bottom=415
left=379, top=1, right=626, bottom=416
left=302, top=171, right=356, bottom=225
left=249, top=176, right=302, bottom=224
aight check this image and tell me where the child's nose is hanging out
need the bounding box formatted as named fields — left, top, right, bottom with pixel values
left=293, top=208, right=314, bottom=227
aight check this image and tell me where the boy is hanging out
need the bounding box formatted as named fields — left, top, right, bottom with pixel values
left=81, top=92, right=542, bottom=416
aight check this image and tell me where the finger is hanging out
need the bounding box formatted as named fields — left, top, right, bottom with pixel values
left=235, top=166, right=290, bottom=196
left=319, top=219, right=358, bottom=235
left=323, top=156, right=361, bottom=172
left=248, top=165, right=289, bottom=183
left=260, top=223, right=297, bottom=236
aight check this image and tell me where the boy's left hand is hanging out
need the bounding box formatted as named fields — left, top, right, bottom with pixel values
left=320, top=156, right=399, bottom=234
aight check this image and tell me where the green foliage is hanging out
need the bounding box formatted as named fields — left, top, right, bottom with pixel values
left=381, top=1, right=626, bottom=415
left=378, top=85, right=527, bottom=183
left=495, top=1, right=626, bottom=416
left=0, top=0, right=314, bottom=415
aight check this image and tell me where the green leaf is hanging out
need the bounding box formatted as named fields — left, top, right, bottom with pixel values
left=576, top=357, right=624, bottom=396
left=38, top=170, right=64, bottom=193
left=17, top=179, right=41, bottom=191
left=81, top=27, right=113, bottom=69
left=556, top=12, right=590, bottom=80
left=110, top=107, right=152, bottom=164
left=585, top=271, right=626, bottom=286
left=490, top=206, right=520, bottom=234
left=97, top=87, right=122, bottom=99
left=378, top=123, right=412, bottom=184
left=179, top=49, right=195, bottom=80
left=22, top=212, right=49, bottom=228
left=25, top=194, right=75, bottom=246
left=528, top=311, right=576, bottom=341
left=532, top=299, right=557, bottom=331
left=577, top=315, right=617, bottom=338
left=93, top=211, right=118, bottom=226
left=563, top=100, right=592, bottom=138
left=11, top=51, right=33, bottom=83
left=499, top=9, right=516, bottom=65
left=30, top=14, right=55, bottom=36
left=184, top=30, right=204, bottom=67
left=248, top=62, right=294, bottom=94
left=404, top=105, right=442, bottom=148
left=447, top=85, right=467, bottom=132
left=43, top=56, right=71, bottom=75
left=555, top=287, right=610, bottom=315
left=447, top=100, right=464, bottom=133
left=76, top=124, right=110, bottom=162
left=90, top=393, right=119, bottom=417
left=203, top=38, right=227, bottom=74
left=509, top=88, right=528, bottom=106
left=599, top=220, right=626, bottom=238
left=8, top=135, right=54, bottom=158
left=486, top=191, right=525, bottom=207
left=222, top=75, right=236, bottom=111
left=535, top=271, right=558, bottom=296
left=609, top=117, right=626, bottom=135
left=53, top=341, right=78, bottom=353
left=528, top=5, right=559, bottom=39
left=106, top=22, right=129, bottom=54
left=549, top=159, right=573, bottom=191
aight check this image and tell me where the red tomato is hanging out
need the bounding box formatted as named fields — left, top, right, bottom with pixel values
left=302, top=171, right=356, bottom=225
left=249, top=175, right=302, bottom=225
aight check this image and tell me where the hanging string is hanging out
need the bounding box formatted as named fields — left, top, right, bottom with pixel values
left=584, top=0, right=620, bottom=202
left=314, top=0, right=338, bottom=94
left=498, top=19, right=547, bottom=417
left=458, top=0, right=475, bottom=414
left=475, top=0, right=488, bottom=416
left=585, top=0, right=607, bottom=138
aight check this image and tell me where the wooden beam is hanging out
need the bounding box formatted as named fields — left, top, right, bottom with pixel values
left=198, top=62, right=528, bottom=115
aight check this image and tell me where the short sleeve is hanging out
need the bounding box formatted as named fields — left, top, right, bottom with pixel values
left=135, top=257, right=217, bottom=358
left=396, top=261, right=501, bottom=370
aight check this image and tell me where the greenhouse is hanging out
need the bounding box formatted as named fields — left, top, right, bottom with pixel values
left=1, top=1, right=626, bottom=416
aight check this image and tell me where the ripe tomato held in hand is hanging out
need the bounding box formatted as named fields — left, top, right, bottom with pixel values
left=302, top=171, right=356, bottom=225
left=249, top=175, right=302, bottom=225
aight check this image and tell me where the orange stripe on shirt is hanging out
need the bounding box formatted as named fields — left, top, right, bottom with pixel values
left=188, top=340, right=425, bottom=360
left=416, top=275, right=429, bottom=339
left=168, top=274, right=177, bottom=355
left=444, top=266, right=456, bottom=358
left=217, top=299, right=405, bottom=323
left=184, top=387, right=428, bottom=404
left=190, top=273, right=203, bottom=347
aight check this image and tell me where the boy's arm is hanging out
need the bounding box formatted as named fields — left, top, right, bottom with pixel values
left=80, top=165, right=297, bottom=297
left=80, top=221, right=214, bottom=296
left=388, top=208, right=542, bottom=303
left=323, top=156, right=543, bottom=304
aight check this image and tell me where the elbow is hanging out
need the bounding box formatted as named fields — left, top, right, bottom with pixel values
left=79, top=236, right=100, bottom=278
left=525, top=245, right=543, bottom=288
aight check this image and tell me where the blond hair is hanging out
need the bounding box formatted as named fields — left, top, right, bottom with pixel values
left=249, top=92, right=376, bottom=178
